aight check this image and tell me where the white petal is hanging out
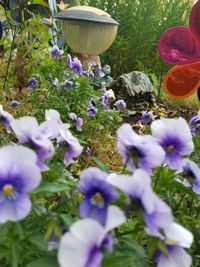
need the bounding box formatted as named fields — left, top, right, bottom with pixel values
left=105, top=206, right=126, bottom=232
left=157, top=247, right=192, bottom=267
left=165, top=223, right=193, bottom=248
left=70, top=219, right=105, bottom=246
left=58, top=232, right=89, bottom=267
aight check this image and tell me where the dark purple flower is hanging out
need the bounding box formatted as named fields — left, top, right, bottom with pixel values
left=86, top=105, right=98, bottom=117
left=58, top=206, right=126, bottom=267
left=189, top=111, right=200, bottom=136
left=0, top=145, right=42, bottom=223
left=49, top=45, right=63, bottom=59
left=151, top=118, right=194, bottom=170
left=117, top=124, right=165, bottom=174
left=98, top=90, right=109, bottom=111
left=108, top=170, right=173, bottom=238
left=10, top=100, right=20, bottom=108
left=57, top=128, right=83, bottom=165
left=28, top=77, right=37, bottom=90
left=78, top=167, right=118, bottom=225
left=139, top=111, right=156, bottom=124
left=114, top=99, right=126, bottom=110
left=0, top=105, right=14, bottom=133
left=97, top=67, right=105, bottom=78
left=63, top=79, right=73, bottom=90
left=69, top=112, right=83, bottom=131
left=72, top=57, right=82, bottom=75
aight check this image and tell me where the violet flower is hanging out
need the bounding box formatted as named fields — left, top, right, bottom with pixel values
left=27, top=77, right=37, bottom=90
left=117, top=124, right=165, bottom=174
left=10, top=116, right=57, bottom=171
left=179, top=159, right=200, bottom=195
left=86, top=105, right=98, bottom=117
left=0, top=104, right=14, bottom=133
left=72, top=57, right=82, bottom=75
left=107, top=170, right=173, bottom=239
left=151, top=118, right=194, bottom=170
left=155, top=223, right=193, bottom=267
left=58, top=206, right=126, bottom=267
left=10, top=100, right=20, bottom=108
left=49, top=45, right=64, bottom=59
left=63, top=79, right=73, bottom=90
left=114, top=99, right=126, bottom=110
left=78, top=167, right=118, bottom=225
left=0, top=145, right=42, bottom=223
left=189, top=111, right=200, bottom=136
left=69, top=112, right=83, bottom=131
left=57, top=128, right=83, bottom=166
left=86, top=146, right=91, bottom=156
left=139, top=111, right=156, bottom=124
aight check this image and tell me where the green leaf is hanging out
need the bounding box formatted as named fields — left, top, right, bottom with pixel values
left=29, top=235, right=48, bottom=251
left=60, top=214, right=75, bottom=227
left=31, top=183, right=68, bottom=194
left=32, top=0, right=49, bottom=7
left=92, top=157, right=110, bottom=173
left=11, top=242, right=19, bottom=267
left=26, top=256, right=59, bottom=267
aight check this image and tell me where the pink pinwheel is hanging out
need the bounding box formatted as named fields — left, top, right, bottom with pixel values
left=158, top=0, right=200, bottom=99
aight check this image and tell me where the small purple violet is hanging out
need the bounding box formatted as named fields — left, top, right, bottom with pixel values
left=189, top=111, right=200, bottom=136
left=63, top=79, right=73, bottom=90
left=86, top=105, right=98, bottom=117
left=10, top=100, right=20, bottom=108
left=117, top=123, right=165, bottom=174
left=151, top=118, right=194, bottom=170
left=78, top=167, right=118, bottom=225
left=58, top=206, right=126, bottom=267
left=139, top=111, right=156, bottom=124
left=49, top=45, right=64, bottom=59
left=57, top=128, right=83, bottom=166
left=28, top=77, right=37, bottom=90
left=86, top=146, right=91, bottom=156
left=114, top=99, right=126, bottom=110
left=179, top=159, right=200, bottom=195
left=69, top=112, right=83, bottom=131
left=0, top=145, right=42, bottom=223
left=0, top=104, right=14, bottom=133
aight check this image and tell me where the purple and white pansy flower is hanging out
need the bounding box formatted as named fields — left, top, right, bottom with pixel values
left=0, top=145, right=42, bottom=224
left=178, top=159, right=200, bottom=195
left=107, top=169, right=173, bottom=239
left=189, top=110, right=200, bottom=137
left=57, top=128, right=83, bottom=166
left=78, top=167, right=118, bottom=225
left=155, top=223, right=193, bottom=267
left=69, top=112, right=83, bottom=132
left=10, top=116, right=56, bottom=170
left=49, top=45, right=64, bottom=59
left=151, top=118, right=194, bottom=170
left=117, top=123, right=165, bottom=174
left=0, top=104, right=14, bottom=133
left=58, top=206, right=126, bottom=267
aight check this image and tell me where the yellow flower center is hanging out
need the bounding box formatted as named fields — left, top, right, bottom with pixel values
left=2, top=184, right=14, bottom=196
left=91, top=192, right=104, bottom=208
left=94, top=193, right=104, bottom=203
left=166, top=145, right=174, bottom=153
